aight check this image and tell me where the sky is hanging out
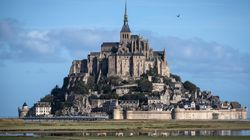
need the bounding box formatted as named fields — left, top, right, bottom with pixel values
left=0, top=0, right=250, bottom=117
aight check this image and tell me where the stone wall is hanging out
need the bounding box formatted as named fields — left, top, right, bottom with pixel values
left=113, top=109, right=247, bottom=120
left=152, top=83, right=165, bottom=92
left=125, top=111, right=172, bottom=120
left=175, top=109, right=247, bottom=120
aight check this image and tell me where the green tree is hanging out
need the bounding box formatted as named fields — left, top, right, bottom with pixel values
left=87, top=76, right=96, bottom=90
left=108, top=76, right=122, bottom=86
left=138, top=79, right=152, bottom=92
left=100, top=93, right=118, bottom=99
left=119, top=93, right=147, bottom=103
left=102, top=84, right=112, bottom=94
left=51, top=85, right=61, bottom=96
left=89, top=94, right=99, bottom=99
left=163, top=76, right=172, bottom=85
left=40, top=94, right=54, bottom=102
left=183, top=81, right=199, bottom=93
left=72, top=81, right=89, bottom=95
left=170, top=73, right=182, bottom=82
left=147, top=67, right=158, bottom=77
left=51, top=85, right=64, bottom=101
left=62, top=101, right=73, bottom=108
left=140, top=73, right=148, bottom=80
left=152, top=76, right=161, bottom=83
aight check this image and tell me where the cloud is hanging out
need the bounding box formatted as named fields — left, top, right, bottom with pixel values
left=1, top=18, right=250, bottom=82
left=0, top=18, right=118, bottom=63
left=148, top=35, right=250, bottom=81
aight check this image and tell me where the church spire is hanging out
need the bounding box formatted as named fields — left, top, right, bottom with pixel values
left=124, top=1, right=128, bottom=24
left=121, top=1, right=131, bottom=33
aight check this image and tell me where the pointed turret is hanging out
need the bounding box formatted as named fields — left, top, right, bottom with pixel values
left=121, top=1, right=130, bottom=32
left=120, top=1, right=131, bottom=43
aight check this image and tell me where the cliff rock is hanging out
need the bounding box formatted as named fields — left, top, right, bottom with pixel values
left=56, top=93, right=91, bottom=116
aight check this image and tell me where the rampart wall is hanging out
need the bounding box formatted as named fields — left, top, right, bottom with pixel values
left=175, top=109, right=247, bottom=120
left=125, top=111, right=172, bottom=120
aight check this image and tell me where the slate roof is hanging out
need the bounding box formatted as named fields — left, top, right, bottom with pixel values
left=90, top=52, right=100, bottom=55
left=117, top=53, right=132, bottom=56
left=133, top=53, right=144, bottom=56
left=121, top=23, right=131, bottom=32
left=131, top=35, right=139, bottom=39
left=101, top=42, right=119, bottom=47
left=23, top=102, right=28, bottom=106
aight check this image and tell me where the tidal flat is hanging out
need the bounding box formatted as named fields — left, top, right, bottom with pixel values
left=1, top=119, right=250, bottom=140
left=1, top=119, right=250, bottom=131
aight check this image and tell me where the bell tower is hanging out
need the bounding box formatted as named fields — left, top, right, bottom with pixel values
left=120, top=1, right=131, bottom=44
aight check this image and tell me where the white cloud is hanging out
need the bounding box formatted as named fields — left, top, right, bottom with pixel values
left=0, top=19, right=118, bottom=63
left=147, top=35, right=250, bottom=81
left=0, top=18, right=250, bottom=82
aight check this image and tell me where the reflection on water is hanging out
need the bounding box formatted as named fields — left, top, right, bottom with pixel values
left=1, top=130, right=250, bottom=137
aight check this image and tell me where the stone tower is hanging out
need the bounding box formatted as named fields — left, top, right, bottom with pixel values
left=18, top=102, right=29, bottom=118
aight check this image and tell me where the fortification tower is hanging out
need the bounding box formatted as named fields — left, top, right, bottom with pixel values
left=18, top=102, right=29, bottom=118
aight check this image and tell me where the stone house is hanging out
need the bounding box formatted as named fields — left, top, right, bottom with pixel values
left=119, top=100, right=139, bottom=110
left=152, top=83, right=165, bottom=92
left=34, top=102, right=51, bottom=116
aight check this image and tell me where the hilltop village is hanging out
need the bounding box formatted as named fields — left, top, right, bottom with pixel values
left=19, top=4, right=247, bottom=120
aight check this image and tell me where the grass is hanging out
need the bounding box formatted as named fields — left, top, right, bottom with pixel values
left=1, top=136, right=250, bottom=140
left=1, top=119, right=250, bottom=139
left=1, top=119, right=250, bottom=132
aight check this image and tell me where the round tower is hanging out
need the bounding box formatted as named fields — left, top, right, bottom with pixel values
left=18, top=102, right=29, bottom=118
left=113, top=108, right=121, bottom=120
left=113, top=99, right=122, bottom=120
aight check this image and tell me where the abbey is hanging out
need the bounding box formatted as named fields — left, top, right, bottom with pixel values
left=69, top=4, right=170, bottom=81
left=19, top=3, right=247, bottom=120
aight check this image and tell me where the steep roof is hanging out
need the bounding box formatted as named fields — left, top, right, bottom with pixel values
left=101, top=42, right=119, bottom=47
left=131, top=35, right=139, bottom=39
left=153, top=51, right=165, bottom=60
left=120, top=2, right=131, bottom=33
left=90, top=52, right=100, bottom=55
left=23, top=102, right=28, bottom=107
left=121, top=23, right=131, bottom=32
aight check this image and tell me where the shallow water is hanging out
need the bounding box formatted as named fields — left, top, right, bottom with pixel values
left=1, top=130, right=250, bottom=137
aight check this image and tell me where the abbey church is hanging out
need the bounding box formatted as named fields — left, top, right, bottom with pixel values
left=69, top=4, right=170, bottom=81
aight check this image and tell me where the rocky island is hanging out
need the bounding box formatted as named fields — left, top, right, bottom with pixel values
left=18, top=3, right=247, bottom=120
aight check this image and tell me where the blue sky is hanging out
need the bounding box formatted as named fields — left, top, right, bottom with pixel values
left=0, top=0, right=250, bottom=117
